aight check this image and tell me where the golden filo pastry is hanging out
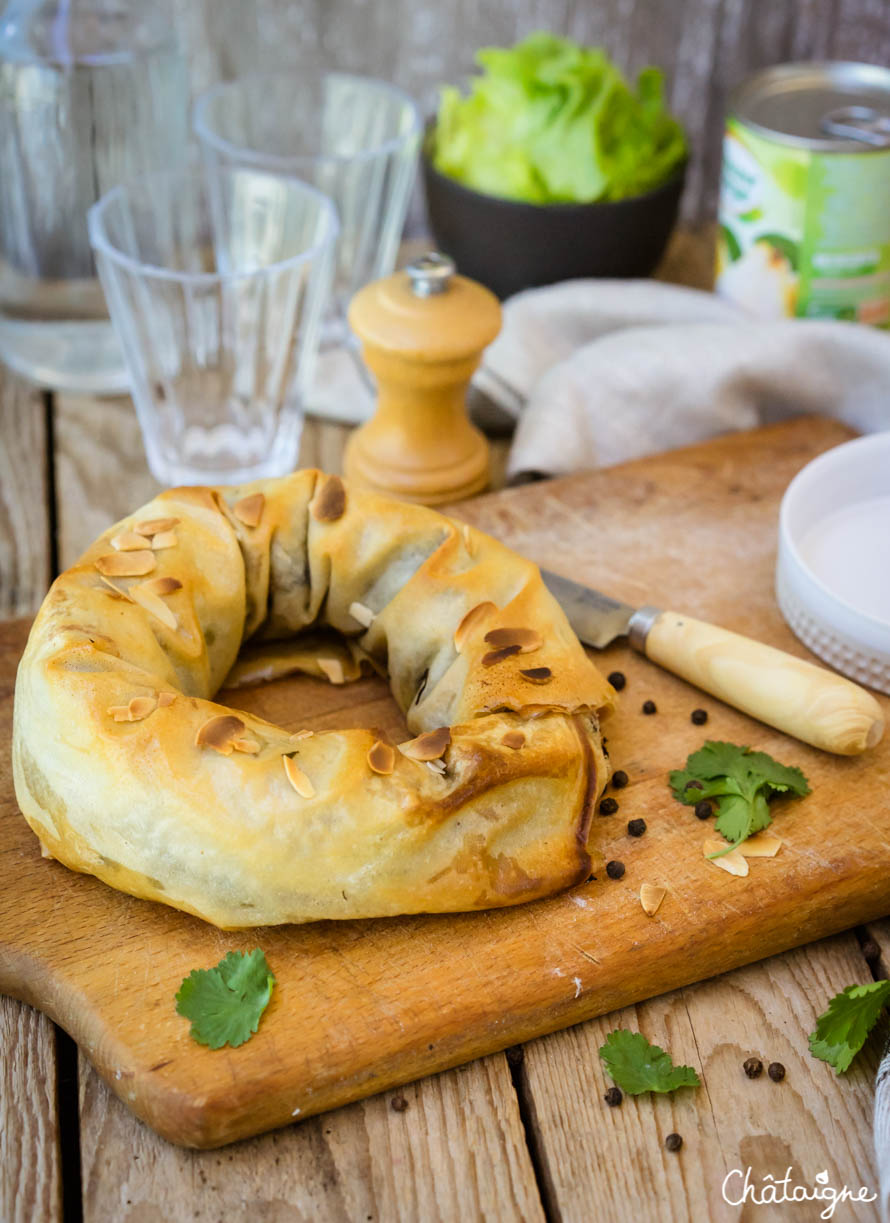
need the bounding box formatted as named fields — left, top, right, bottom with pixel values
left=13, top=471, right=615, bottom=928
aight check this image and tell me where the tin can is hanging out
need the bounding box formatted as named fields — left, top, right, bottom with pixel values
left=716, top=62, right=890, bottom=326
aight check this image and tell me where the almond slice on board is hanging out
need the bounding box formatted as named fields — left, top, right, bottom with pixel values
left=283, top=755, right=315, bottom=798
left=639, top=883, right=667, bottom=916
left=95, top=551, right=156, bottom=578
left=738, top=832, right=783, bottom=858
left=703, top=838, right=749, bottom=877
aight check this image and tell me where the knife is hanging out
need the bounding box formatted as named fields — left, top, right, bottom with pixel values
left=541, top=568, right=884, bottom=757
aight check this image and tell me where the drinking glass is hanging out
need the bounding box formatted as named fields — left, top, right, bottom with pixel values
left=0, top=0, right=189, bottom=392
left=193, top=71, right=421, bottom=340
left=88, top=167, right=338, bottom=485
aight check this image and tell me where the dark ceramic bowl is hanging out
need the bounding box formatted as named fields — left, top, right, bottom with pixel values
left=421, top=137, right=687, bottom=300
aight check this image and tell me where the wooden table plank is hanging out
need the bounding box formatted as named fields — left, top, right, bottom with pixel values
left=518, top=933, right=881, bottom=1222
left=0, top=367, right=62, bottom=1223
left=0, top=373, right=50, bottom=618
left=0, top=1001, right=62, bottom=1223
left=78, top=1052, right=544, bottom=1221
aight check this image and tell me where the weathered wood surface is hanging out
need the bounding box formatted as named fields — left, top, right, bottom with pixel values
left=3, top=419, right=889, bottom=1167
left=521, top=934, right=883, bottom=1222
left=0, top=370, right=61, bottom=1223
left=79, top=1051, right=544, bottom=1223
left=234, top=0, right=890, bottom=225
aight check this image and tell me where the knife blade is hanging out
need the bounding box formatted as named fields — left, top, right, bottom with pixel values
left=540, top=567, right=884, bottom=757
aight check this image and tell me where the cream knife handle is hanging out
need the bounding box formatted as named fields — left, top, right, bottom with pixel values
left=628, top=607, right=885, bottom=756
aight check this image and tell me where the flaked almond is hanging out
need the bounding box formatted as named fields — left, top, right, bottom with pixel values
left=317, top=657, right=345, bottom=685
left=349, top=601, right=375, bottom=629
left=311, top=475, right=346, bottom=523
left=233, top=493, right=265, bottom=528
left=151, top=530, right=178, bottom=551
left=461, top=522, right=473, bottom=551
left=484, top=627, right=543, bottom=654
left=501, top=730, right=526, bottom=750
left=111, top=530, right=150, bottom=552
left=520, top=666, right=553, bottom=684
left=703, top=839, right=749, bottom=877
left=283, top=754, right=315, bottom=798
left=233, top=737, right=260, bottom=754
left=290, top=729, right=314, bottom=742
left=400, top=726, right=451, bottom=761
left=195, top=714, right=245, bottom=755
left=135, top=517, right=179, bottom=537
left=157, top=692, right=176, bottom=707
left=482, top=644, right=521, bottom=667
left=640, top=883, right=666, bottom=916
left=130, top=583, right=177, bottom=630
left=107, top=695, right=156, bottom=722
left=367, top=740, right=396, bottom=775
left=140, top=576, right=182, bottom=597
left=95, top=550, right=156, bottom=578
left=97, top=573, right=132, bottom=600
left=454, top=601, right=496, bottom=652
left=426, top=759, right=447, bottom=775
left=738, top=832, right=782, bottom=858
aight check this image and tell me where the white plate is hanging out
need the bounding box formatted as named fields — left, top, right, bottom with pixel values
left=776, top=431, right=890, bottom=694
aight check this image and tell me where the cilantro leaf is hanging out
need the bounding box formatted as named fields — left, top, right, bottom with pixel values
left=175, top=949, right=275, bottom=1049
left=809, top=980, right=890, bottom=1073
left=669, top=740, right=809, bottom=848
left=599, top=1029, right=701, bottom=1094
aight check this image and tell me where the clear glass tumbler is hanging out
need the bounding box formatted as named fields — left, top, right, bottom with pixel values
left=193, top=71, right=421, bottom=339
left=0, top=0, right=189, bottom=392
left=88, top=167, right=338, bottom=486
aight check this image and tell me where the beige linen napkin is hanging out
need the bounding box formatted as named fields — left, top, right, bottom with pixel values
left=469, top=280, right=890, bottom=480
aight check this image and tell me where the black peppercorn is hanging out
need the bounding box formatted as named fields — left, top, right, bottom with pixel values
left=743, top=1057, right=763, bottom=1079
left=608, top=671, right=626, bottom=691
left=606, top=860, right=625, bottom=879
left=642, top=700, right=657, bottom=715
left=611, top=769, right=629, bottom=789
left=599, top=796, right=619, bottom=816
left=694, top=800, right=713, bottom=820
left=768, top=1062, right=785, bottom=1082
left=627, top=818, right=646, bottom=838
left=665, top=1133, right=683, bottom=1152
left=391, top=1095, right=409, bottom=1112
left=691, top=708, right=708, bottom=725
left=604, top=1086, right=623, bottom=1107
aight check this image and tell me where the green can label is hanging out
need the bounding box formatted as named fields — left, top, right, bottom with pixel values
left=717, top=117, right=890, bottom=327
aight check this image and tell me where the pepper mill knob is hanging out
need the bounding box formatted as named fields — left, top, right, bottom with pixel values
left=344, top=251, right=502, bottom=505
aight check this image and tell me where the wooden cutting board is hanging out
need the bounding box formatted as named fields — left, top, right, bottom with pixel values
left=2, top=417, right=889, bottom=1150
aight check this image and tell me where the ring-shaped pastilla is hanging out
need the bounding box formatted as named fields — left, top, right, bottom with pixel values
left=13, top=472, right=614, bottom=928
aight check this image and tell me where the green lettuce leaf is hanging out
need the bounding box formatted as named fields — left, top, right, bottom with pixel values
left=432, top=32, right=686, bottom=204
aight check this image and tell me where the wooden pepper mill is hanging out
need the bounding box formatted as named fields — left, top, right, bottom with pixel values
left=344, top=253, right=501, bottom=505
